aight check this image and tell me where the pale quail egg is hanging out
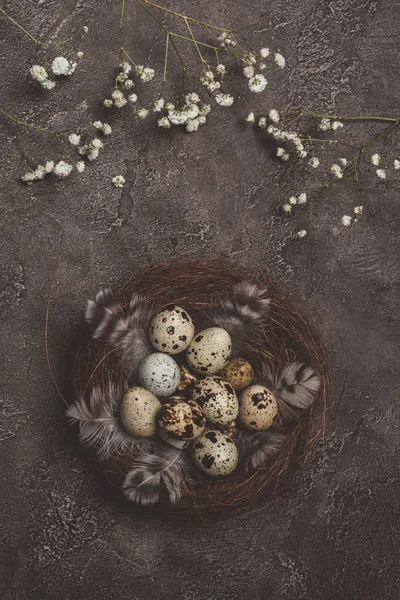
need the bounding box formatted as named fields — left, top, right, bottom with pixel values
left=149, top=305, right=195, bottom=354
left=137, top=353, right=180, bottom=397
left=177, top=364, right=198, bottom=394
left=158, top=396, right=205, bottom=440
left=192, top=376, right=239, bottom=425
left=185, top=327, right=231, bottom=375
left=218, top=357, right=254, bottom=391
left=191, top=430, right=238, bottom=477
left=120, top=387, right=161, bottom=437
left=239, top=384, right=278, bottom=431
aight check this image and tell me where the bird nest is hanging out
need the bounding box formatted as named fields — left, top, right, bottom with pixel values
left=69, top=260, right=328, bottom=519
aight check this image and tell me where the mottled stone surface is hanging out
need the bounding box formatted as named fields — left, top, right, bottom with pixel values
left=1, top=0, right=399, bottom=598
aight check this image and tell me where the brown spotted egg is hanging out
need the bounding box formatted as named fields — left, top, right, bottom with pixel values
left=191, top=430, right=238, bottom=477
left=120, top=387, right=161, bottom=437
left=157, top=396, right=206, bottom=441
left=185, top=327, right=231, bottom=375
left=192, top=376, right=239, bottom=425
left=239, top=384, right=278, bottom=431
left=177, top=364, right=198, bottom=394
left=149, top=305, right=195, bottom=355
left=218, top=357, right=254, bottom=391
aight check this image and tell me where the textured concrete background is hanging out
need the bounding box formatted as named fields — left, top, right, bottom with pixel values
left=1, top=0, right=399, bottom=598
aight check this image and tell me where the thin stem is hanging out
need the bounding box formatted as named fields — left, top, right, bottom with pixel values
left=170, top=32, right=219, bottom=50
left=119, top=0, right=126, bottom=63
left=184, top=18, right=206, bottom=68
left=0, top=7, right=44, bottom=45
left=160, top=31, right=169, bottom=96
left=121, top=48, right=138, bottom=69
left=138, top=0, right=233, bottom=33
left=293, top=110, right=399, bottom=124
left=0, top=108, right=60, bottom=134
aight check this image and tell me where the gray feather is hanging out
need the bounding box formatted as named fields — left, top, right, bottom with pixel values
left=239, top=431, right=287, bottom=470
left=203, top=281, right=270, bottom=352
left=260, top=361, right=321, bottom=420
left=85, top=289, right=153, bottom=379
left=123, top=445, right=191, bottom=506
left=66, top=383, right=151, bottom=459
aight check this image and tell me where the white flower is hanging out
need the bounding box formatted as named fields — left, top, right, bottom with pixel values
left=77, top=51, right=84, bottom=58
left=184, top=104, right=199, bottom=120
left=33, top=165, right=46, bottom=180
left=259, top=62, right=267, bottom=71
left=207, top=81, right=220, bottom=92
left=111, top=89, right=127, bottom=108
left=45, top=161, right=54, bottom=173
left=339, top=157, right=348, bottom=166
left=354, top=205, right=363, bottom=215
left=68, top=133, right=81, bottom=146
left=120, top=62, right=131, bottom=76
left=186, top=118, right=200, bottom=133
left=91, top=138, right=103, bottom=149
left=153, top=98, right=165, bottom=112
left=53, top=161, right=73, bottom=178
left=198, top=115, right=206, bottom=125
left=93, top=121, right=103, bottom=129
left=248, top=74, right=267, bottom=93
left=289, top=196, right=297, bottom=205
left=76, top=161, right=85, bottom=173
left=30, top=65, right=48, bottom=83
left=376, top=168, right=386, bottom=179
left=298, top=193, right=307, bottom=204
left=243, top=52, right=257, bottom=65
left=216, top=64, right=226, bottom=76
left=168, top=109, right=187, bottom=125
left=199, top=104, right=211, bottom=116
left=341, top=215, right=352, bottom=227
left=102, top=123, right=112, bottom=135
left=124, top=79, right=134, bottom=89
left=269, top=109, right=280, bottom=123
left=371, top=153, right=380, bottom=166
left=87, top=148, right=99, bottom=161
left=41, top=80, right=56, bottom=90
left=103, top=99, right=113, bottom=107
left=202, top=70, right=214, bottom=82
left=331, top=164, right=343, bottom=178
left=394, top=159, right=400, bottom=170
left=283, top=203, right=292, bottom=213
left=158, top=116, right=171, bottom=129
left=21, top=171, right=35, bottom=183
left=260, top=47, right=270, bottom=58
left=112, top=175, right=125, bottom=188
left=246, top=112, right=255, bottom=123
left=165, top=102, right=175, bottom=111
left=83, top=25, right=89, bottom=33
left=215, top=93, right=234, bottom=107
left=274, top=52, right=285, bottom=68
left=51, top=56, right=76, bottom=76
left=309, top=157, right=320, bottom=168
left=331, top=120, right=343, bottom=130
left=319, top=118, right=331, bottom=131
left=276, top=147, right=286, bottom=157
left=185, top=92, right=200, bottom=104
left=297, top=230, right=307, bottom=238
left=140, top=67, right=155, bottom=82
left=243, top=65, right=254, bottom=78
left=128, top=93, right=138, bottom=103
left=137, top=108, right=149, bottom=119
left=258, top=117, right=267, bottom=129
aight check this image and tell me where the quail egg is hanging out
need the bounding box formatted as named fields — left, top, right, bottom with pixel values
left=192, top=376, right=239, bottom=425
left=185, top=327, right=231, bottom=375
left=120, top=387, right=161, bottom=437
left=192, top=430, right=238, bottom=477
left=149, top=305, right=195, bottom=354
left=218, top=357, right=254, bottom=391
left=137, top=353, right=180, bottom=397
left=238, top=384, right=278, bottom=431
left=158, top=396, right=205, bottom=440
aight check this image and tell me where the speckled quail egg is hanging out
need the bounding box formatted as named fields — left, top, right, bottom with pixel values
left=218, top=357, right=254, bottom=392
left=185, top=327, right=232, bottom=375
left=238, top=384, right=278, bottom=431
left=120, top=387, right=161, bottom=437
left=149, top=305, right=195, bottom=355
left=158, top=396, right=206, bottom=440
left=192, top=376, right=239, bottom=426
left=191, top=430, right=239, bottom=477
left=177, top=364, right=198, bottom=394
left=137, top=353, right=180, bottom=397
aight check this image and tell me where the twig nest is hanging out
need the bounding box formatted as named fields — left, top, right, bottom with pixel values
left=192, top=430, right=239, bottom=477
left=218, top=357, right=254, bottom=391
left=158, top=396, right=206, bottom=440
left=149, top=305, right=195, bottom=354
left=238, top=385, right=278, bottom=431
left=192, top=376, right=239, bottom=425
left=177, top=364, right=198, bottom=394
left=185, top=327, right=231, bottom=375
left=120, top=387, right=161, bottom=437
left=137, top=353, right=180, bottom=397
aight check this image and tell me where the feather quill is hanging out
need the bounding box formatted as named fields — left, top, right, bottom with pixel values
left=260, top=361, right=321, bottom=420
left=123, top=445, right=191, bottom=506
left=239, top=431, right=287, bottom=470
left=203, top=281, right=270, bottom=352
left=85, top=289, right=153, bottom=378
left=66, top=382, right=151, bottom=459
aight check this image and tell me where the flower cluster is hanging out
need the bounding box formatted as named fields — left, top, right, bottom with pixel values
left=30, top=56, right=77, bottom=90
left=103, top=61, right=154, bottom=109
left=157, top=97, right=211, bottom=133
left=21, top=160, right=74, bottom=182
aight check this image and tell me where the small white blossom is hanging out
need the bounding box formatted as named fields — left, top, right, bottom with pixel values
left=243, top=65, right=254, bottom=78
left=111, top=89, right=127, bottom=108
left=165, top=102, right=175, bottom=111
left=33, top=165, right=46, bottom=180
left=259, top=62, right=267, bottom=71
left=297, top=229, right=307, bottom=238
left=103, top=99, right=113, bottom=107
left=274, top=52, right=285, bottom=68
left=243, top=52, right=257, bottom=66
left=246, top=112, right=255, bottom=123
left=93, top=121, right=103, bottom=129
left=331, top=164, right=343, bottom=178
left=260, top=47, right=270, bottom=58
left=258, top=117, right=267, bottom=129
left=139, top=67, right=155, bottom=82
left=153, top=98, right=165, bottom=112
left=202, top=70, right=214, bottom=82
left=51, top=56, right=76, bottom=76
left=341, top=215, right=352, bottom=227
left=168, top=110, right=187, bottom=126
left=198, top=104, right=211, bottom=117
left=186, top=118, right=200, bottom=133
left=394, top=159, right=400, bottom=170
left=339, top=157, right=348, bottom=166
left=319, top=118, right=331, bottom=131
left=83, top=25, right=89, bottom=33
left=112, top=175, right=125, bottom=188
left=102, top=123, right=112, bottom=135
left=76, top=161, right=85, bottom=173
left=45, top=161, right=54, bottom=173
left=185, top=92, right=200, bottom=104
left=354, top=206, right=363, bottom=215
left=68, top=133, right=81, bottom=146
left=30, top=65, right=48, bottom=83
left=283, top=203, right=292, bottom=213
left=331, top=120, right=343, bottom=130
left=41, top=79, right=56, bottom=90
left=87, top=147, right=99, bottom=161
left=137, top=108, right=149, bottom=119
left=77, top=51, right=84, bottom=58
left=53, top=161, right=73, bottom=178
left=207, top=81, right=221, bottom=92
left=124, top=79, right=134, bottom=89
left=248, top=74, right=267, bottom=93
left=269, top=109, right=280, bottom=123
left=216, top=64, right=226, bottom=76
left=128, top=93, right=138, bottom=103
left=298, top=193, right=307, bottom=204
left=289, top=196, right=297, bottom=205
left=158, top=116, right=171, bottom=129
left=91, top=138, right=103, bottom=149
left=21, top=171, right=35, bottom=183
left=376, top=168, right=386, bottom=179
left=371, top=153, right=380, bottom=166
left=120, top=62, right=131, bottom=76
left=309, top=157, right=320, bottom=168
left=215, top=93, right=234, bottom=107
left=198, top=116, right=207, bottom=125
